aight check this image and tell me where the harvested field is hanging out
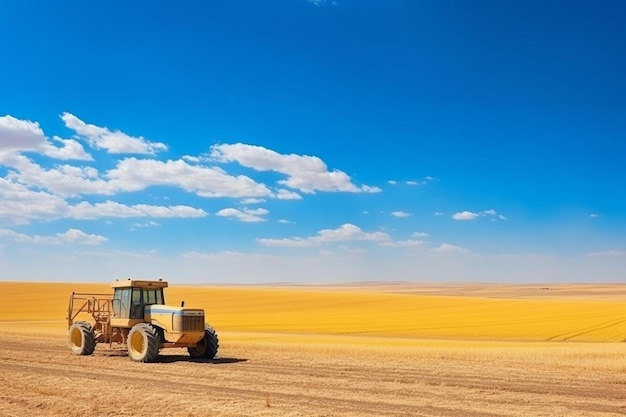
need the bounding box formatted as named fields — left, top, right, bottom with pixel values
left=1, top=282, right=626, bottom=416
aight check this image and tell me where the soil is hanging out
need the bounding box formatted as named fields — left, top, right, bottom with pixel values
left=1, top=331, right=625, bottom=417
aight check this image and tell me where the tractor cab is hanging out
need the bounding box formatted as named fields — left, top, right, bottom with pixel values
left=111, top=279, right=168, bottom=320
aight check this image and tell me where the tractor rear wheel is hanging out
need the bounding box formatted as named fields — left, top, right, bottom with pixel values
left=68, top=321, right=96, bottom=355
left=127, top=323, right=161, bottom=362
left=188, top=325, right=219, bottom=359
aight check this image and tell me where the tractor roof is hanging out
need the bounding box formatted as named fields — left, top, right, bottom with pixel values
left=111, top=278, right=169, bottom=289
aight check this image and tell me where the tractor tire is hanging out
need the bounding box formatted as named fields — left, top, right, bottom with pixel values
left=68, top=321, right=96, bottom=355
left=188, top=325, right=219, bottom=359
left=127, top=323, right=161, bottom=363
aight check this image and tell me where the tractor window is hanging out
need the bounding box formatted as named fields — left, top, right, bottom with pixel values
left=143, top=289, right=163, bottom=305
left=130, top=288, right=143, bottom=319
left=113, top=288, right=131, bottom=318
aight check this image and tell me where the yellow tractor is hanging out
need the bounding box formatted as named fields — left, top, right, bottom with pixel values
left=66, top=278, right=219, bottom=362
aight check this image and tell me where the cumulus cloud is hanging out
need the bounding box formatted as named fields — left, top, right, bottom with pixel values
left=379, top=239, right=425, bottom=248
left=69, top=201, right=207, bottom=219
left=0, top=228, right=107, bottom=245
left=452, top=209, right=507, bottom=221
left=132, top=221, right=160, bottom=228
left=2, top=152, right=275, bottom=199
left=210, top=143, right=380, bottom=194
left=258, top=223, right=390, bottom=247
left=275, top=189, right=302, bottom=200
left=61, top=113, right=167, bottom=155
left=391, top=211, right=411, bottom=218
left=0, top=115, right=92, bottom=160
left=387, top=177, right=435, bottom=187
left=107, top=157, right=272, bottom=198
left=0, top=179, right=207, bottom=224
left=431, top=243, right=469, bottom=253
left=1, top=113, right=385, bottom=232
left=0, top=178, right=73, bottom=224
left=452, top=211, right=480, bottom=221
left=240, top=198, right=266, bottom=204
left=0, top=152, right=111, bottom=197
left=313, top=224, right=388, bottom=243
left=216, top=207, right=269, bottom=223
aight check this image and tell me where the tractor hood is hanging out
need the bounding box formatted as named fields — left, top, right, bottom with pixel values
left=145, top=305, right=205, bottom=333
left=145, top=304, right=204, bottom=316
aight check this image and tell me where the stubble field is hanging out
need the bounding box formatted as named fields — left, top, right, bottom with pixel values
left=1, top=281, right=626, bottom=416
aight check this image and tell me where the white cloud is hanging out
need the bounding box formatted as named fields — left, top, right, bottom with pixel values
left=216, top=207, right=269, bottom=223
left=431, top=243, right=469, bottom=253
left=0, top=179, right=207, bottom=224
left=452, top=209, right=507, bottom=221
left=388, top=177, right=435, bottom=187
left=0, top=115, right=44, bottom=150
left=274, top=189, right=302, bottom=200
left=69, top=201, right=207, bottom=219
left=256, top=237, right=311, bottom=247
left=313, top=224, right=389, bottom=243
left=379, top=239, right=425, bottom=248
left=391, top=211, right=411, bottom=218
left=61, top=113, right=167, bottom=155
left=0, top=178, right=73, bottom=224
left=1, top=152, right=111, bottom=197
left=258, top=223, right=390, bottom=247
left=0, top=115, right=92, bottom=160
left=0, top=228, right=107, bottom=245
left=2, top=153, right=275, bottom=199
left=107, top=157, right=272, bottom=198
left=278, top=219, right=293, bottom=224
left=131, top=221, right=160, bottom=228
left=3, top=115, right=368, bottom=202
left=412, top=232, right=430, bottom=238
left=452, top=211, right=479, bottom=221
left=240, top=198, right=266, bottom=204
left=406, top=177, right=435, bottom=186
left=434, top=212, right=444, bottom=216
left=210, top=143, right=380, bottom=194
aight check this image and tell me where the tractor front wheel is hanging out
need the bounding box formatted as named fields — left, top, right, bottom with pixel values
left=127, top=323, right=161, bottom=362
left=188, top=325, right=219, bottom=359
left=68, top=321, right=96, bottom=355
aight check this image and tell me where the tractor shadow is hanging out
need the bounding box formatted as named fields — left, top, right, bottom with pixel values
left=156, top=355, right=248, bottom=364
left=97, top=349, right=247, bottom=364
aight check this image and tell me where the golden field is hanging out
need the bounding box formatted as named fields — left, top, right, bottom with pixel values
left=1, top=281, right=626, bottom=416
left=2, top=281, right=626, bottom=341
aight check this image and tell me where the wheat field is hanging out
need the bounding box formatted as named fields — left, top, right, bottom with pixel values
left=1, top=281, right=626, bottom=416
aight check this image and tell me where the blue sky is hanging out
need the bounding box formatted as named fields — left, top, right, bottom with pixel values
left=0, top=0, right=625, bottom=283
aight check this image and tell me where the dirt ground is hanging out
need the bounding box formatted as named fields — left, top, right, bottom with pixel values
left=1, top=330, right=626, bottom=417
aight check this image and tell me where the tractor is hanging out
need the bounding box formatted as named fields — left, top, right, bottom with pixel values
left=66, top=278, right=219, bottom=362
